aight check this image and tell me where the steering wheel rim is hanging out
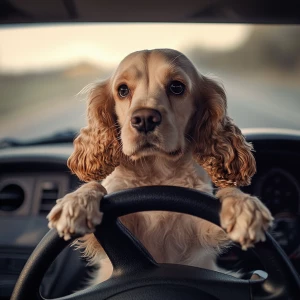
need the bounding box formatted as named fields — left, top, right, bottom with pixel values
left=11, top=186, right=300, bottom=300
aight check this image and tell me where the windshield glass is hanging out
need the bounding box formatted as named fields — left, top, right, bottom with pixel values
left=0, top=23, right=299, bottom=141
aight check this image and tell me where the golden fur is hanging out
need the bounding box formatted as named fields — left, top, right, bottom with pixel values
left=48, top=49, right=273, bottom=286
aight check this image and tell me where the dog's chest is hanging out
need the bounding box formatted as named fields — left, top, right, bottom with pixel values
left=103, top=164, right=212, bottom=195
left=120, top=211, right=224, bottom=267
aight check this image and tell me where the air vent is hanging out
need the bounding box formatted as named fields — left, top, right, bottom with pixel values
left=39, top=182, right=59, bottom=214
left=0, top=184, right=25, bottom=211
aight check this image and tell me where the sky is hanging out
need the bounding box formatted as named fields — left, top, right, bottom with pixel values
left=0, top=23, right=251, bottom=73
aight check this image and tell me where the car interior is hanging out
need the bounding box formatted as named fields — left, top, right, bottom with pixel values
left=0, top=0, right=300, bottom=299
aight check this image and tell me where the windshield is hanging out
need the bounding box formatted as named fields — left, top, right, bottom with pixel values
left=0, top=23, right=299, bottom=141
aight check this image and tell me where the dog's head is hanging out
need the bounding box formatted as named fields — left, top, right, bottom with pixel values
left=68, top=49, right=256, bottom=187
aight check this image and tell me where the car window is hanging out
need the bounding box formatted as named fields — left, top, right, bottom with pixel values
left=0, top=23, right=299, bottom=141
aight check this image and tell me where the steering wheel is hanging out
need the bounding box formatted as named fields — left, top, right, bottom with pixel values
left=11, top=186, right=300, bottom=300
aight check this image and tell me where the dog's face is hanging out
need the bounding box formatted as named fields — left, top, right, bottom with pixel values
left=68, top=48, right=256, bottom=187
left=112, top=49, right=197, bottom=160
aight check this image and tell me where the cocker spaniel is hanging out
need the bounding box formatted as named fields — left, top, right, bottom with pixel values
left=48, top=49, right=273, bottom=285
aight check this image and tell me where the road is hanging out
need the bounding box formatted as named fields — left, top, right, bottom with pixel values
left=0, top=73, right=299, bottom=141
left=222, top=73, right=300, bottom=130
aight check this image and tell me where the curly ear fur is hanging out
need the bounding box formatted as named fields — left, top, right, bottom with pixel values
left=193, top=75, right=256, bottom=188
left=67, top=80, right=120, bottom=182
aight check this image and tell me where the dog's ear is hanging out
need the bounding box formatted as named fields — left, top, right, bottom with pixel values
left=67, top=79, right=120, bottom=182
left=192, top=75, right=256, bottom=187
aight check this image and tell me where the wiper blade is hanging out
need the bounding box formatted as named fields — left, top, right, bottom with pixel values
left=0, top=129, right=77, bottom=149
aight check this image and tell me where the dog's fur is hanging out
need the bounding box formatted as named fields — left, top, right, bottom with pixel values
left=47, top=49, right=273, bottom=286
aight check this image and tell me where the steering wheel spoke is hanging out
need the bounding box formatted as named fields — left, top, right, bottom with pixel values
left=94, top=217, right=158, bottom=275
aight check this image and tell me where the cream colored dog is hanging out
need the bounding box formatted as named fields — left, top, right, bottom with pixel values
left=48, top=49, right=273, bottom=285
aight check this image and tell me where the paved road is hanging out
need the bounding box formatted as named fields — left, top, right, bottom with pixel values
left=1, top=73, right=299, bottom=141
left=222, top=73, right=300, bottom=130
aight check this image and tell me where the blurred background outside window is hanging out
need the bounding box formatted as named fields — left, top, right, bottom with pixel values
left=0, top=24, right=299, bottom=140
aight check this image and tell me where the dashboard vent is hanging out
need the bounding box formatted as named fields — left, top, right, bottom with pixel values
left=39, top=182, right=59, bottom=214
left=0, top=184, right=25, bottom=211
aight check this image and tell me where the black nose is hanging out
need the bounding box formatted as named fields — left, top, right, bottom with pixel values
left=131, top=108, right=162, bottom=133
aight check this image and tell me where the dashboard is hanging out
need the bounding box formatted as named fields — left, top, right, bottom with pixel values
left=0, top=129, right=300, bottom=299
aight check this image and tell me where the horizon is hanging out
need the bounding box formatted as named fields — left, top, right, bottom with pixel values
left=0, top=23, right=251, bottom=74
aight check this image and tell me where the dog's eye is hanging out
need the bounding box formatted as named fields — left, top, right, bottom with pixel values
left=169, top=81, right=185, bottom=95
left=118, top=84, right=130, bottom=98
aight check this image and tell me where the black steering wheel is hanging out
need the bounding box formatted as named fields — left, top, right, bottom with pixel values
left=11, top=186, right=300, bottom=300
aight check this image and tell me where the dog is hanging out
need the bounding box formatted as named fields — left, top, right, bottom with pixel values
left=47, top=49, right=273, bottom=285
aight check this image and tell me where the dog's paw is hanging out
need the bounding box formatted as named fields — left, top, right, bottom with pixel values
left=47, top=184, right=105, bottom=241
left=217, top=188, right=273, bottom=250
